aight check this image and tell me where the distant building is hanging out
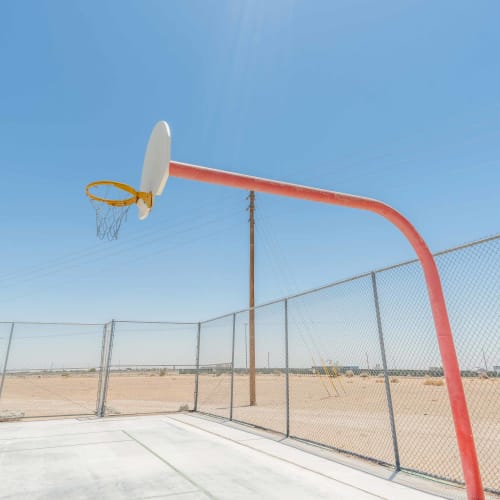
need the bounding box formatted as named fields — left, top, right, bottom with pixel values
left=324, top=365, right=360, bottom=374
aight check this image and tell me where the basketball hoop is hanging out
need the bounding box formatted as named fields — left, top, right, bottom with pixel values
left=85, top=181, right=153, bottom=240
left=85, top=121, right=171, bottom=239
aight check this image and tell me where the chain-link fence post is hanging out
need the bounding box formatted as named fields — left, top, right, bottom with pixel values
left=285, top=299, right=290, bottom=437
left=194, top=322, right=201, bottom=411
left=95, top=323, right=108, bottom=415
left=230, top=313, right=236, bottom=420
left=97, top=320, right=115, bottom=417
left=0, top=322, right=15, bottom=401
left=96, top=322, right=109, bottom=417
left=371, top=272, right=400, bottom=470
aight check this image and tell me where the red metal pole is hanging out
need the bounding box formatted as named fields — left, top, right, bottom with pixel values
left=169, top=161, right=484, bottom=500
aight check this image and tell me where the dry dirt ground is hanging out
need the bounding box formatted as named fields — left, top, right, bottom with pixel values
left=0, top=372, right=498, bottom=493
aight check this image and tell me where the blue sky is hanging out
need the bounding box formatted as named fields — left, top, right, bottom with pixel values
left=0, top=1, right=499, bottom=324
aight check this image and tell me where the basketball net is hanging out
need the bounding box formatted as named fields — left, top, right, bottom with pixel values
left=90, top=198, right=130, bottom=240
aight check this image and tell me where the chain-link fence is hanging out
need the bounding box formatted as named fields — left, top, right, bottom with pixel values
left=373, top=236, right=500, bottom=493
left=104, top=321, right=199, bottom=416
left=0, top=322, right=104, bottom=418
left=196, top=315, right=234, bottom=419
left=0, top=234, right=498, bottom=493
left=196, top=234, right=499, bottom=495
left=288, top=274, right=397, bottom=467
left=231, top=302, right=287, bottom=433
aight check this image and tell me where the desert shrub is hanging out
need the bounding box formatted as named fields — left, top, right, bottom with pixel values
left=88, top=368, right=96, bottom=373
left=61, top=372, right=69, bottom=377
left=360, top=372, right=369, bottom=378
left=390, top=378, right=399, bottom=383
left=424, top=377, right=444, bottom=386
left=375, top=378, right=384, bottom=383
left=0, top=410, right=25, bottom=422
left=345, top=370, right=354, bottom=378
left=159, top=369, right=166, bottom=377
left=178, top=404, right=189, bottom=411
left=273, top=370, right=281, bottom=376
left=478, top=372, right=489, bottom=380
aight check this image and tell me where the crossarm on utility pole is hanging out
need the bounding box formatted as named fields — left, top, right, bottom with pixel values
left=169, top=160, right=484, bottom=500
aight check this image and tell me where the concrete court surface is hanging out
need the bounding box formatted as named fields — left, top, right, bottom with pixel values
left=0, top=413, right=456, bottom=500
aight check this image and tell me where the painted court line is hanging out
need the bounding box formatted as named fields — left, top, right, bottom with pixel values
left=165, top=415, right=387, bottom=499
left=122, top=430, right=216, bottom=500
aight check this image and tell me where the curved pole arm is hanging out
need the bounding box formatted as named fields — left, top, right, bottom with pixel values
left=169, top=160, right=483, bottom=500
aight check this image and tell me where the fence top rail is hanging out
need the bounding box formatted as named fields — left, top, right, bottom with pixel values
left=199, top=232, right=500, bottom=324
left=200, top=271, right=373, bottom=324
left=371, top=232, right=500, bottom=274
left=107, top=363, right=198, bottom=367
left=6, top=366, right=103, bottom=372
left=114, top=320, right=200, bottom=325
left=0, top=321, right=105, bottom=326
left=0, top=320, right=199, bottom=327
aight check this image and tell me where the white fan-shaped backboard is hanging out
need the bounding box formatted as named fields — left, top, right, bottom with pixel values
left=137, top=121, right=171, bottom=219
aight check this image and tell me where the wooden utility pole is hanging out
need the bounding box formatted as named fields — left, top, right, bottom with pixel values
left=248, top=191, right=256, bottom=406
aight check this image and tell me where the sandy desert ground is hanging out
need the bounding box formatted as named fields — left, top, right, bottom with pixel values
left=0, top=372, right=498, bottom=493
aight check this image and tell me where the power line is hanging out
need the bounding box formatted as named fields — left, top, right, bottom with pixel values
left=0, top=193, right=243, bottom=283
left=0, top=206, right=246, bottom=290
left=0, top=215, right=244, bottom=304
